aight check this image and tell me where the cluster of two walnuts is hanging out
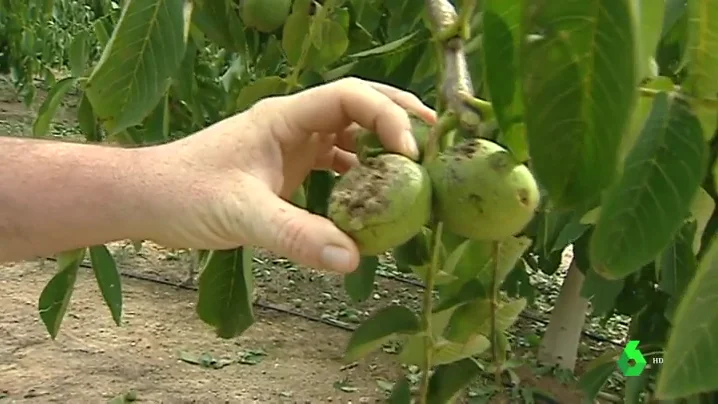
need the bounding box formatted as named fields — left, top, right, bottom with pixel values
left=327, top=119, right=541, bottom=255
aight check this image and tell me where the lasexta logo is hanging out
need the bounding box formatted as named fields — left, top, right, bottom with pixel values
left=618, top=340, right=647, bottom=376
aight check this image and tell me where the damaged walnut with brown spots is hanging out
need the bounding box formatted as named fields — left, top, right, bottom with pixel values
left=426, top=138, right=540, bottom=241
left=327, top=154, right=432, bottom=256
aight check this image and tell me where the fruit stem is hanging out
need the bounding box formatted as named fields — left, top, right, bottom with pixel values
left=490, top=241, right=502, bottom=387
left=285, top=0, right=336, bottom=91
left=423, top=112, right=458, bottom=164
left=418, top=221, right=443, bottom=404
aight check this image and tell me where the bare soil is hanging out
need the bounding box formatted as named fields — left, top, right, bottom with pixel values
left=0, top=76, right=618, bottom=403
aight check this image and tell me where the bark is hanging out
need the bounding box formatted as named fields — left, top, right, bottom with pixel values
left=537, top=254, right=589, bottom=372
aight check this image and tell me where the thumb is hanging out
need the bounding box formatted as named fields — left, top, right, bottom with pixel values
left=246, top=186, right=361, bottom=274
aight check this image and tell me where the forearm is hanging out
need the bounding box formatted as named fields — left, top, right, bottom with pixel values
left=0, top=136, right=161, bottom=262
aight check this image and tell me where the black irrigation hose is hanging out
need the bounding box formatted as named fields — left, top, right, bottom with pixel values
left=42, top=256, right=624, bottom=348
left=43, top=257, right=359, bottom=332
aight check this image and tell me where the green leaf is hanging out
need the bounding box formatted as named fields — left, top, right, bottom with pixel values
left=343, top=255, right=378, bottom=303
left=38, top=249, right=86, bottom=339
left=85, top=0, right=194, bottom=135
left=580, top=267, right=625, bottom=316
left=191, top=0, right=245, bottom=52
left=196, top=247, right=255, bottom=339
left=655, top=237, right=718, bottom=399
left=307, top=20, right=349, bottom=70
left=305, top=170, right=336, bottom=217
left=282, top=12, right=311, bottom=66
left=348, top=32, right=418, bottom=58
left=577, top=350, right=620, bottom=403
left=690, top=188, right=715, bottom=254
left=143, top=93, right=170, bottom=144
left=658, top=220, right=698, bottom=297
left=431, top=335, right=491, bottom=366
left=683, top=0, right=718, bottom=140
left=620, top=76, right=675, bottom=167
left=344, top=305, right=420, bottom=362
left=426, top=359, right=483, bottom=403
left=93, top=18, right=111, bottom=48
left=89, top=245, right=123, bottom=326
left=77, top=93, right=101, bottom=142
left=636, top=0, right=665, bottom=80
left=443, top=298, right=526, bottom=343
left=434, top=279, right=487, bottom=312
left=520, top=0, right=639, bottom=208
left=624, top=368, right=651, bottom=404
left=68, top=30, right=90, bottom=77
left=387, top=376, right=411, bottom=404
left=482, top=0, right=527, bottom=161
left=532, top=208, right=573, bottom=257
left=477, top=237, right=532, bottom=292
left=393, top=228, right=432, bottom=273
left=255, top=36, right=284, bottom=74
left=398, top=309, right=490, bottom=366
left=32, top=77, right=78, bottom=137
left=683, top=0, right=718, bottom=100
left=590, top=93, right=708, bottom=279
left=235, top=76, right=288, bottom=112
left=172, top=40, right=197, bottom=102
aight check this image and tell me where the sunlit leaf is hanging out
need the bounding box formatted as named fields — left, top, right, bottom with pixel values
left=577, top=350, right=621, bottom=402
left=344, top=305, right=420, bottom=363
left=86, top=0, right=194, bottom=134
left=343, top=255, right=378, bottom=303
left=658, top=220, right=698, bottom=297
left=656, top=237, right=718, bottom=398
left=38, top=249, right=86, bottom=339
left=196, top=247, right=255, bottom=339
left=192, top=0, right=245, bottom=52
left=89, top=245, right=123, bottom=326
left=235, top=76, right=288, bottom=112
left=683, top=0, right=718, bottom=140
left=591, top=93, right=708, bottom=279
left=68, top=30, right=90, bottom=77
left=689, top=188, right=715, bottom=254
left=426, top=359, right=483, bottom=403
left=348, top=32, right=417, bottom=58
left=520, top=0, right=639, bottom=208
left=635, top=0, right=666, bottom=80
left=482, top=0, right=527, bottom=161
left=32, top=77, right=78, bottom=137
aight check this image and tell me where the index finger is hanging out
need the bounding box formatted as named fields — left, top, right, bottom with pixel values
left=280, top=77, right=436, bottom=160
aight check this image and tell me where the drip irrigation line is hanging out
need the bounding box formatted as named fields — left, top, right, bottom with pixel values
left=43, top=257, right=359, bottom=332
left=40, top=256, right=624, bottom=348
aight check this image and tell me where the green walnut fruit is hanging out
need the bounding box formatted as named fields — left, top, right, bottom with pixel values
left=355, top=115, right=432, bottom=162
left=289, top=185, right=306, bottom=208
left=240, top=0, right=292, bottom=33
left=327, top=153, right=432, bottom=256
left=427, top=138, right=540, bottom=241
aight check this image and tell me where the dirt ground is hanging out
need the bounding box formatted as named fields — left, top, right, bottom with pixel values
left=0, top=75, right=622, bottom=403
left=0, top=256, right=401, bottom=403
left=0, top=244, right=589, bottom=404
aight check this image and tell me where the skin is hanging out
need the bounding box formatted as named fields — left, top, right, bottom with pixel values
left=0, top=77, right=436, bottom=274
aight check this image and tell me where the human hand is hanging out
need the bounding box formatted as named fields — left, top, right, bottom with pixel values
left=142, top=78, right=436, bottom=273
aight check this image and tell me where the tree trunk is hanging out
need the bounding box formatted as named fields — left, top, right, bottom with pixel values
left=537, top=254, right=589, bottom=372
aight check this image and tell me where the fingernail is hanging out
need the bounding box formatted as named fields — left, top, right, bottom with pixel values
left=403, top=130, right=420, bottom=160
left=321, top=245, right=352, bottom=272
